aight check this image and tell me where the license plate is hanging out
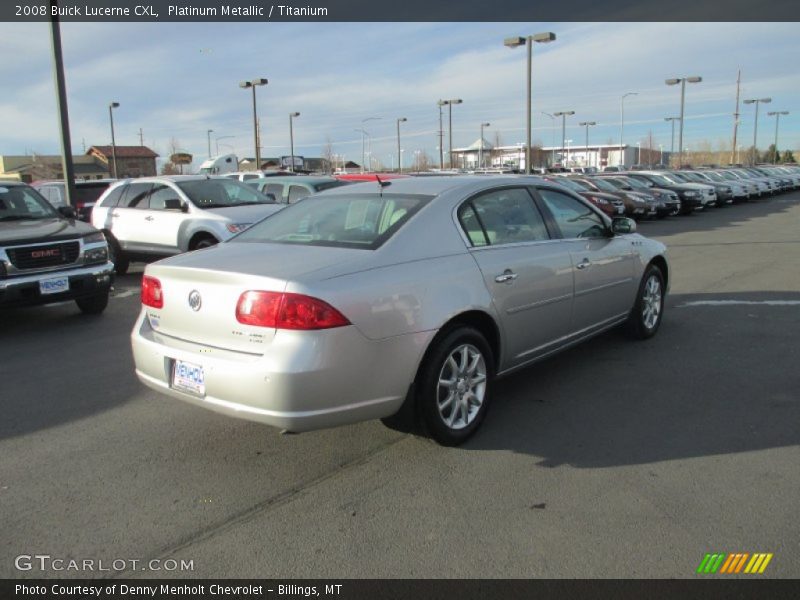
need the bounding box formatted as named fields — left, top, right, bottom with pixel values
left=39, top=276, right=69, bottom=295
left=172, top=359, right=205, bottom=396
left=617, top=206, right=625, bottom=214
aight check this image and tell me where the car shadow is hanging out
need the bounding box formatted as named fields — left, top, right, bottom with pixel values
left=464, top=290, right=800, bottom=467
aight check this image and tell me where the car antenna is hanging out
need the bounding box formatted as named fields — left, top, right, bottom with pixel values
left=375, top=175, right=391, bottom=196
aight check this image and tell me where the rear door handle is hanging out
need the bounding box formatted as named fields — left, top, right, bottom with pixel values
left=495, top=270, right=518, bottom=284
left=145, top=216, right=154, bottom=221
left=576, top=258, right=592, bottom=270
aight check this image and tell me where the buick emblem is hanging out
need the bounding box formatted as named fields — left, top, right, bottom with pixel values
left=188, top=290, right=202, bottom=311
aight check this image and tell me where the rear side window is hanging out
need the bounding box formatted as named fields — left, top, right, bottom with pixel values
left=120, top=183, right=153, bottom=209
left=288, top=185, right=310, bottom=204
left=263, top=183, right=284, bottom=201
left=458, top=187, right=549, bottom=247
left=98, top=184, right=125, bottom=208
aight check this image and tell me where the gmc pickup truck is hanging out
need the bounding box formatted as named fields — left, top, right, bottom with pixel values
left=0, top=181, right=114, bottom=314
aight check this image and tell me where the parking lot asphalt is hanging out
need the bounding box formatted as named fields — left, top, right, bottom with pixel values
left=1, top=193, right=798, bottom=579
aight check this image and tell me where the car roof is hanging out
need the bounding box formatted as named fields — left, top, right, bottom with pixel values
left=321, top=174, right=549, bottom=197
left=257, top=175, right=341, bottom=185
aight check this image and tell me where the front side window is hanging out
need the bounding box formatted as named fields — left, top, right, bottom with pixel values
left=233, top=193, right=431, bottom=250
left=537, top=188, right=607, bottom=239
left=458, top=187, right=549, bottom=247
left=147, top=184, right=182, bottom=210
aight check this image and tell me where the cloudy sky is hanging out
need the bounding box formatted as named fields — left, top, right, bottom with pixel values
left=1, top=21, right=798, bottom=168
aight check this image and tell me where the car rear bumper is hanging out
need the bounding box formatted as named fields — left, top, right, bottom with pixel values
left=0, top=262, right=114, bottom=308
left=131, top=311, right=432, bottom=432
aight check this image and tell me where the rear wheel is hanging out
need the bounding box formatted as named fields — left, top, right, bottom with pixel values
left=191, top=235, right=218, bottom=250
left=76, top=291, right=109, bottom=315
left=417, top=326, right=494, bottom=446
left=626, top=265, right=665, bottom=340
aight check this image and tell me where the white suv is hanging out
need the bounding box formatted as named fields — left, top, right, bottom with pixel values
left=91, top=175, right=283, bottom=275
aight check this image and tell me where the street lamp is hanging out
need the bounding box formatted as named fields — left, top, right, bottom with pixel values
left=541, top=111, right=556, bottom=166
left=553, top=110, right=574, bottom=166
left=239, top=78, right=268, bottom=170
left=396, top=117, right=407, bottom=173
left=359, top=117, right=381, bottom=173
left=479, top=122, right=490, bottom=169
left=664, top=117, right=680, bottom=164
left=504, top=32, right=557, bottom=174
left=288, top=112, right=300, bottom=172
left=636, top=141, right=641, bottom=165
left=767, top=110, right=789, bottom=164
left=659, top=144, right=664, bottom=165
left=579, top=121, right=596, bottom=168
left=619, top=92, right=637, bottom=168
left=743, top=97, right=772, bottom=165
left=206, top=129, right=213, bottom=158
left=108, top=102, right=119, bottom=179
left=665, top=76, right=702, bottom=168
left=439, top=99, right=463, bottom=169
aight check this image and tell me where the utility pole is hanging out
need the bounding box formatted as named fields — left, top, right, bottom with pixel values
left=437, top=100, right=445, bottom=169
left=138, top=127, right=144, bottom=146
left=731, top=69, right=741, bottom=165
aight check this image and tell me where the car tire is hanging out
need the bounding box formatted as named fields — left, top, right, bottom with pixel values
left=105, top=234, right=129, bottom=276
left=416, top=326, right=494, bottom=446
left=76, top=291, right=109, bottom=315
left=626, top=264, right=665, bottom=340
left=191, top=236, right=218, bottom=250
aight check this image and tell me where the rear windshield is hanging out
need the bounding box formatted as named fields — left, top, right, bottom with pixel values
left=177, top=178, right=276, bottom=208
left=314, top=181, right=351, bottom=192
left=232, top=193, right=432, bottom=250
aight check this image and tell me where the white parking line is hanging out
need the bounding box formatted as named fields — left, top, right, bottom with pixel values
left=678, top=300, right=800, bottom=307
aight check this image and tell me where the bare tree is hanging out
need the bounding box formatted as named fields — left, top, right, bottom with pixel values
left=320, top=136, right=335, bottom=174
left=415, top=151, right=433, bottom=172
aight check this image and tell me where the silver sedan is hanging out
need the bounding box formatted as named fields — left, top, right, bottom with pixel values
left=132, top=176, right=669, bottom=445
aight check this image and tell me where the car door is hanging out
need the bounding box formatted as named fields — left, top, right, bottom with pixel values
left=459, top=186, right=575, bottom=369
left=135, top=183, right=188, bottom=254
left=534, top=187, right=635, bottom=335
left=109, top=182, right=153, bottom=251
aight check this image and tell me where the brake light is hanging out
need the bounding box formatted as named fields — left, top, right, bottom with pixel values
left=236, top=291, right=350, bottom=330
left=141, top=276, right=163, bottom=308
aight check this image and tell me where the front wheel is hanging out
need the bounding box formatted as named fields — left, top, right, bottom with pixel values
left=76, top=291, right=109, bottom=315
left=192, top=236, right=218, bottom=250
left=417, top=326, right=494, bottom=446
left=626, top=265, right=665, bottom=340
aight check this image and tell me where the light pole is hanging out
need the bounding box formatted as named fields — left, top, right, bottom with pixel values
left=439, top=99, right=463, bottom=168
left=659, top=144, right=664, bottom=165
left=504, top=32, right=557, bottom=174
left=565, top=139, right=573, bottom=166
left=619, top=92, right=637, bottom=168
left=239, top=78, right=268, bottom=169
left=664, top=116, right=679, bottom=165
left=479, top=122, right=490, bottom=169
left=742, top=97, right=771, bottom=165
left=665, top=76, right=702, bottom=168
left=206, top=129, right=213, bottom=158
left=359, top=117, right=381, bottom=173
left=767, top=110, right=789, bottom=164
left=636, top=141, right=641, bottom=165
left=288, top=112, right=300, bottom=172
left=108, top=102, right=119, bottom=179
left=396, top=117, right=407, bottom=173
left=553, top=110, right=574, bottom=166
left=579, top=121, right=596, bottom=168
left=541, top=111, right=556, bottom=166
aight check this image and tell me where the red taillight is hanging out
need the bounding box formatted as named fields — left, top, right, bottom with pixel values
left=141, top=275, right=163, bottom=308
left=236, top=291, right=350, bottom=330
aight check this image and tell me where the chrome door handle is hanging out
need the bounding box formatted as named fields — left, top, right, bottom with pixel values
left=145, top=216, right=154, bottom=221
left=576, top=258, right=592, bottom=270
left=495, top=270, right=518, bottom=283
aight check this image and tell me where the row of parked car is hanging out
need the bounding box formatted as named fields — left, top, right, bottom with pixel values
left=2, top=164, right=796, bottom=444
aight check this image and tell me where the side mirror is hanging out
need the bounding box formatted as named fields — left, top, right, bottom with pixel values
left=58, top=206, right=77, bottom=219
left=164, top=198, right=184, bottom=211
left=611, top=217, right=636, bottom=235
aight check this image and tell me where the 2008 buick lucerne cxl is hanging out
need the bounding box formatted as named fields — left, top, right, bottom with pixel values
left=132, top=176, right=668, bottom=445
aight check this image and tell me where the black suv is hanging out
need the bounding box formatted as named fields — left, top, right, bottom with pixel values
left=0, top=182, right=114, bottom=313
left=33, top=179, right=116, bottom=222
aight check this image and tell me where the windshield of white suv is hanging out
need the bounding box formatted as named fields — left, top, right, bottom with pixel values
left=0, top=185, right=59, bottom=221
left=177, top=179, right=277, bottom=209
